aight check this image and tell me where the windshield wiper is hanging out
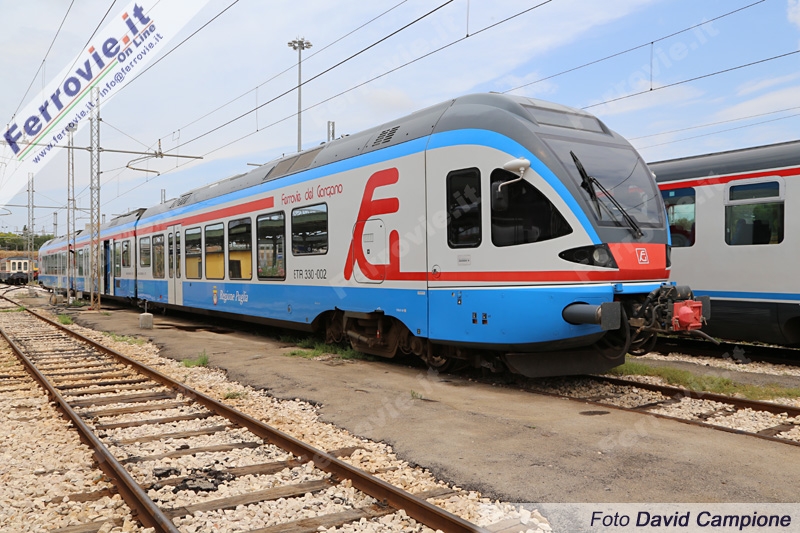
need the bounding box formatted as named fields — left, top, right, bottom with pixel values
left=570, top=150, right=644, bottom=238
left=570, top=151, right=601, bottom=219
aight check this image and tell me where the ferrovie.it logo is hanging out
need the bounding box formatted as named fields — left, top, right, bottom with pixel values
left=0, top=0, right=210, bottom=208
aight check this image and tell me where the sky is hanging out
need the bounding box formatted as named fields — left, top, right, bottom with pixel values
left=1, top=0, right=799, bottom=235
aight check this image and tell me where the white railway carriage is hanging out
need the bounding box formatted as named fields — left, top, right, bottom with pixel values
left=0, top=256, right=37, bottom=284
left=652, top=140, right=800, bottom=345
left=41, top=94, right=706, bottom=376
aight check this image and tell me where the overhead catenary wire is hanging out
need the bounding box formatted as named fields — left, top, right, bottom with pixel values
left=502, top=0, right=766, bottom=96
left=9, top=0, right=77, bottom=121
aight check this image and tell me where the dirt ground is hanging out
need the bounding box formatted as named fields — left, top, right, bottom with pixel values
left=31, top=296, right=800, bottom=504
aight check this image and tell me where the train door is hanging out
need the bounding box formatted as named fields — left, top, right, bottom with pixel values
left=425, top=149, right=487, bottom=341
left=351, top=218, right=387, bottom=284
left=111, top=240, right=122, bottom=296
left=103, top=241, right=112, bottom=296
left=167, top=225, right=183, bottom=305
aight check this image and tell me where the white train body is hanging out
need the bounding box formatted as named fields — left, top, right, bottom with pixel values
left=40, top=94, right=706, bottom=376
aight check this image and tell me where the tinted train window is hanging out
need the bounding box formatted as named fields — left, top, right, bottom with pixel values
left=661, top=188, right=695, bottom=247
left=228, top=218, right=252, bottom=280
left=292, top=203, right=328, bottom=255
left=122, top=240, right=131, bottom=268
left=139, top=237, right=151, bottom=268
left=446, top=168, right=481, bottom=248
left=725, top=181, right=783, bottom=246
left=490, top=169, right=571, bottom=247
left=114, top=243, right=121, bottom=277
left=205, top=223, right=225, bottom=279
left=152, top=234, right=165, bottom=279
left=257, top=212, right=286, bottom=279
left=185, top=228, right=202, bottom=279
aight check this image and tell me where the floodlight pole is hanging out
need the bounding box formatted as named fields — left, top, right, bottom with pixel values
left=288, top=37, right=312, bottom=152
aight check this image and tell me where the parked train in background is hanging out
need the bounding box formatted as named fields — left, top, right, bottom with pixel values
left=653, top=140, right=800, bottom=346
left=0, top=256, right=38, bottom=285
left=39, top=93, right=706, bottom=377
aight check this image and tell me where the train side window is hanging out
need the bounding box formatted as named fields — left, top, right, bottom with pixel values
left=661, top=188, right=695, bottom=247
left=446, top=168, right=481, bottom=248
left=205, top=223, right=225, bottom=279
left=139, top=237, right=151, bottom=268
left=114, top=242, right=121, bottom=277
left=185, top=227, right=202, bottom=279
left=78, top=250, right=84, bottom=276
left=176, top=232, right=181, bottom=279
left=292, top=203, right=328, bottom=255
left=257, top=212, right=286, bottom=279
left=122, top=240, right=130, bottom=268
left=152, top=234, right=165, bottom=278
left=490, top=169, right=572, bottom=247
left=168, top=233, right=174, bottom=279
left=228, top=218, right=252, bottom=280
left=724, top=180, right=784, bottom=246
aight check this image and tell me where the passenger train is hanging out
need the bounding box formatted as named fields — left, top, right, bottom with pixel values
left=653, top=140, right=800, bottom=346
left=39, top=93, right=706, bottom=377
left=0, top=256, right=38, bottom=285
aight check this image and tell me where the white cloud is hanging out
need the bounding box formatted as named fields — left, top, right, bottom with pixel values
left=789, top=0, right=800, bottom=28
left=736, top=73, right=800, bottom=96
left=714, top=84, right=800, bottom=121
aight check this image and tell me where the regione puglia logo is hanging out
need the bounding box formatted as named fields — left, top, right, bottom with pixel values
left=636, top=248, right=649, bottom=265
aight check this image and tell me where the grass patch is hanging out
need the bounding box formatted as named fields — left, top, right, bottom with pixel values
left=410, top=390, right=423, bottom=400
left=280, top=336, right=373, bottom=361
left=183, top=351, right=209, bottom=368
left=609, top=359, right=800, bottom=401
left=0, top=306, right=24, bottom=313
left=57, top=314, right=73, bottom=325
left=103, top=332, right=145, bottom=345
left=224, top=390, right=248, bottom=400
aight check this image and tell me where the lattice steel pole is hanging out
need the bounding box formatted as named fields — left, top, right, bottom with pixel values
left=27, top=173, right=34, bottom=284
left=67, top=123, right=76, bottom=299
left=89, top=87, right=101, bottom=310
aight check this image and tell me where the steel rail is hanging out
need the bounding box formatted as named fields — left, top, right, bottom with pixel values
left=6, top=299, right=487, bottom=533
left=0, top=319, right=180, bottom=533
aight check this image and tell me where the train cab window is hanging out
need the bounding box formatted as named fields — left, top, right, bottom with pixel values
left=725, top=180, right=784, bottom=246
left=292, top=203, right=328, bottom=255
left=122, top=240, right=131, bottom=268
left=446, top=168, right=481, bottom=248
left=228, top=218, right=252, bottom=280
left=205, top=223, right=225, bottom=279
left=152, top=234, right=165, bottom=279
left=139, top=237, right=151, bottom=268
left=185, top=227, right=202, bottom=279
left=257, top=212, right=286, bottom=279
left=661, top=188, right=695, bottom=247
left=490, top=169, right=571, bottom=246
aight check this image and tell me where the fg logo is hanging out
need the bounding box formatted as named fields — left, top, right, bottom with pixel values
left=636, top=248, right=649, bottom=265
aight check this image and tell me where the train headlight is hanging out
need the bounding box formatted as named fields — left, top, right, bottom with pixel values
left=559, top=244, right=618, bottom=269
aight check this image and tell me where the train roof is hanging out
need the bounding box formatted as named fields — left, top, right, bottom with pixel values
left=650, top=140, right=800, bottom=182
left=139, top=93, right=618, bottom=221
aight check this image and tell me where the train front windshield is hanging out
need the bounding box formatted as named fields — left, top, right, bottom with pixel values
left=544, top=137, right=664, bottom=229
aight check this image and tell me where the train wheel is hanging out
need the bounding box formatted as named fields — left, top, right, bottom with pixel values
left=426, top=353, right=455, bottom=372
left=595, top=308, right=631, bottom=361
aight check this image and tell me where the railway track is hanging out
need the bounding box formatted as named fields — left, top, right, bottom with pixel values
left=653, top=336, right=800, bottom=368
left=525, top=375, right=800, bottom=447
left=0, top=297, right=492, bottom=533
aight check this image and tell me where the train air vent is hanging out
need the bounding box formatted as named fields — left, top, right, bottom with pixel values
left=174, top=193, right=192, bottom=207
left=372, top=126, right=400, bottom=147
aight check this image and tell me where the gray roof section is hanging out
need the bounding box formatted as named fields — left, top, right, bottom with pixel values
left=650, top=140, right=800, bottom=182
left=138, top=93, right=618, bottom=221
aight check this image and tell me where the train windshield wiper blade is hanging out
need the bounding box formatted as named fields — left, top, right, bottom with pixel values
left=570, top=151, right=601, bottom=219
left=570, top=150, right=644, bottom=238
